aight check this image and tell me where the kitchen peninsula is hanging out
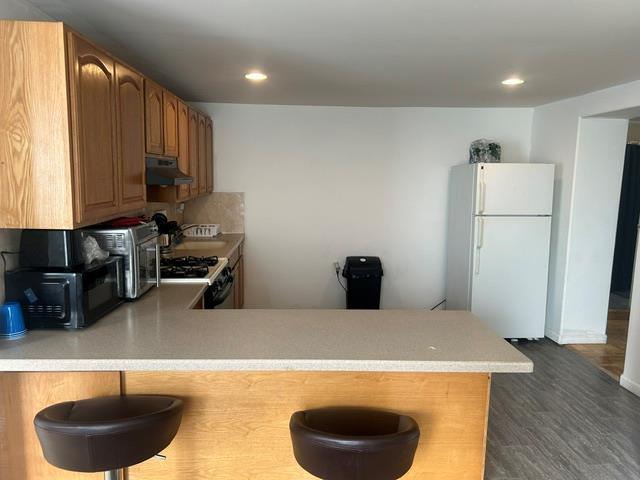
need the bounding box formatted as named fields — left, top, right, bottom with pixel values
left=0, top=19, right=530, bottom=478
left=0, top=280, right=531, bottom=480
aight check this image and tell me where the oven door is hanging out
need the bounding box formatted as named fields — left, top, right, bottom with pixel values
left=204, top=268, right=235, bottom=309
left=135, top=236, right=159, bottom=297
left=216, top=285, right=235, bottom=309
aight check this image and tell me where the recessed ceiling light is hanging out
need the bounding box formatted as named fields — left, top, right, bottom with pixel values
left=245, top=71, right=268, bottom=82
left=501, top=77, right=525, bottom=86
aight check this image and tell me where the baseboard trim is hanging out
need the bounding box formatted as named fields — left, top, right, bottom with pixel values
left=556, top=330, right=607, bottom=345
left=545, top=328, right=561, bottom=343
left=620, top=375, right=640, bottom=397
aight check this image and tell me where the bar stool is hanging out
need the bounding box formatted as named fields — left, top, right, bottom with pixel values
left=34, top=395, right=183, bottom=480
left=289, top=407, right=420, bottom=480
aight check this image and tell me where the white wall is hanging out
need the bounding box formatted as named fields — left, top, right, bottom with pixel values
left=560, top=118, right=628, bottom=342
left=530, top=81, right=640, bottom=345
left=623, top=241, right=640, bottom=396
left=0, top=0, right=52, bottom=303
left=191, top=103, right=533, bottom=308
left=529, top=101, right=579, bottom=341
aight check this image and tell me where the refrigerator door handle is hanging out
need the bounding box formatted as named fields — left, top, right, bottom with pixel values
left=479, top=173, right=487, bottom=214
left=475, top=217, right=484, bottom=274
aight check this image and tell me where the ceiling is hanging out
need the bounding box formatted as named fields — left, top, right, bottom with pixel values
left=26, top=0, right=640, bottom=107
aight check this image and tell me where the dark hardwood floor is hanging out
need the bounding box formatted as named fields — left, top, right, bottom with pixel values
left=486, top=339, right=640, bottom=480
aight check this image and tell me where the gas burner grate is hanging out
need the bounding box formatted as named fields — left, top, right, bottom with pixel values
left=160, top=265, right=210, bottom=279
left=161, top=256, right=219, bottom=268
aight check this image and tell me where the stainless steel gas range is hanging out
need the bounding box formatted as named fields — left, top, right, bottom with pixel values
left=160, top=255, right=233, bottom=308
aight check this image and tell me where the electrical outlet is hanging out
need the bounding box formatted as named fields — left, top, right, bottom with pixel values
left=333, top=261, right=340, bottom=272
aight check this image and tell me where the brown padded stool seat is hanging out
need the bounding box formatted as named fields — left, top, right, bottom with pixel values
left=34, top=395, right=183, bottom=473
left=290, top=407, right=420, bottom=480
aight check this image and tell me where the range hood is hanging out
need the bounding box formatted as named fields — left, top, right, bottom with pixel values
left=146, top=156, right=193, bottom=186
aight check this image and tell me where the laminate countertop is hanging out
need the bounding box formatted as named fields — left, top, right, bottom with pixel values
left=0, top=281, right=532, bottom=372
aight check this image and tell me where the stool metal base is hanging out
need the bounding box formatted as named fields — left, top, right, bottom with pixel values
left=104, top=470, right=120, bottom=480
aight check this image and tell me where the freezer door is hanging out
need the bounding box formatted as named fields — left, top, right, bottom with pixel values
left=471, top=216, right=551, bottom=338
left=475, top=163, right=555, bottom=216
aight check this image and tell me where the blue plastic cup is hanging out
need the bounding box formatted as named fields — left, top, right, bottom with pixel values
left=0, top=302, right=26, bottom=339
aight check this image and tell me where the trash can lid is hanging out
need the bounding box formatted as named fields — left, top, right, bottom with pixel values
left=342, top=256, right=384, bottom=279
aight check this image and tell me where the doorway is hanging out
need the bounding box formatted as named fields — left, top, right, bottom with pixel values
left=566, top=119, right=640, bottom=378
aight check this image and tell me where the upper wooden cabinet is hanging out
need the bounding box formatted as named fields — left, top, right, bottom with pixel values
left=205, top=117, right=214, bottom=193
left=163, top=90, right=179, bottom=157
left=115, top=63, right=146, bottom=209
left=0, top=21, right=213, bottom=228
left=0, top=22, right=151, bottom=228
left=149, top=106, right=214, bottom=203
left=176, top=101, right=191, bottom=202
left=67, top=32, right=120, bottom=224
left=0, top=21, right=75, bottom=228
left=188, top=108, right=200, bottom=197
left=197, top=113, right=207, bottom=194
left=144, top=79, right=164, bottom=155
left=145, top=83, right=181, bottom=158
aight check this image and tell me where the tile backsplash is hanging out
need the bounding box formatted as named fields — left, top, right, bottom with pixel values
left=145, top=202, right=184, bottom=224
left=183, top=192, right=244, bottom=233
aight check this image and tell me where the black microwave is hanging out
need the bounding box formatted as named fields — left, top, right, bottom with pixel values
left=5, top=256, right=124, bottom=329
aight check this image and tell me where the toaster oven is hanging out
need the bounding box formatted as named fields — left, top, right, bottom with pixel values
left=83, top=223, right=160, bottom=299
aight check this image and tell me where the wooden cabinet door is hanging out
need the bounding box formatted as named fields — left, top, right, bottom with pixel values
left=144, top=79, right=163, bottom=154
left=188, top=108, right=199, bottom=197
left=115, top=63, right=146, bottom=209
left=163, top=90, right=179, bottom=157
left=197, top=113, right=207, bottom=194
left=233, top=255, right=244, bottom=309
left=176, top=101, right=191, bottom=202
left=205, top=116, right=214, bottom=193
left=67, top=33, right=119, bottom=223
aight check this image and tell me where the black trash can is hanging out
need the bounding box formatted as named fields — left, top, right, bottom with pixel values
left=342, top=256, right=383, bottom=309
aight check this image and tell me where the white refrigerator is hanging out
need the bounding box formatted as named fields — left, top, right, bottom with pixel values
left=445, top=163, right=555, bottom=338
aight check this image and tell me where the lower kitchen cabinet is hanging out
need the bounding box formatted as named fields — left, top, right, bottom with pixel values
left=1, top=370, right=489, bottom=479
left=234, top=255, right=244, bottom=309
